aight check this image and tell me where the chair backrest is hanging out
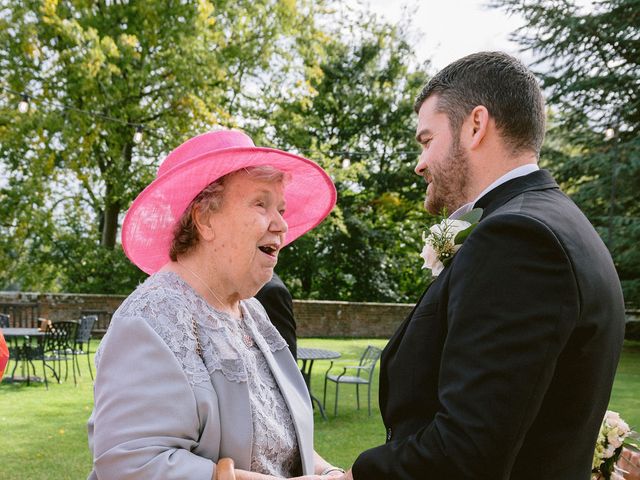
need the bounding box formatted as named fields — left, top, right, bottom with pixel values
left=44, top=321, right=79, bottom=352
left=0, top=313, right=9, bottom=328
left=358, top=345, right=383, bottom=380
left=76, top=315, right=97, bottom=343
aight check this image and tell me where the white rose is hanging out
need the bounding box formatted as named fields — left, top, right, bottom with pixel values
left=617, top=419, right=630, bottom=434
left=604, top=444, right=617, bottom=459
left=605, top=411, right=621, bottom=428
left=607, top=428, right=623, bottom=448
left=429, top=219, right=471, bottom=240
left=420, top=243, right=445, bottom=277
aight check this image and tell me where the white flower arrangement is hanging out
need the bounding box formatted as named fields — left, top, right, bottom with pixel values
left=592, top=410, right=637, bottom=480
left=420, top=208, right=482, bottom=277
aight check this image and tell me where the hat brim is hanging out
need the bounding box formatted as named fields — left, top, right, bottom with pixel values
left=122, top=146, right=337, bottom=274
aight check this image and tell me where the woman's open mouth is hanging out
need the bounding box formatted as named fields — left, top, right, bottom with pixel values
left=258, top=244, right=279, bottom=258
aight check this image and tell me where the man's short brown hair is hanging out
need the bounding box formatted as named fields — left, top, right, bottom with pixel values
left=414, top=51, right=546, bottom=156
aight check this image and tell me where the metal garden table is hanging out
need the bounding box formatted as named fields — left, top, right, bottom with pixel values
left=297, top=347, right=341, bottom=420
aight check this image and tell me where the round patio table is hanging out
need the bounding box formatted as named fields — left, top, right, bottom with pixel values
left=1, top=328, right=45, bottom=384
left=297, top=347, right=340, bottom=420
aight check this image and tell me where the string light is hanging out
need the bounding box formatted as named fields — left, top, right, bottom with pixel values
left=133, top=125, right=143, bottom=144
left=605, top=127, right=615, bottom=141
left=18, top=94, right=29, bottom=113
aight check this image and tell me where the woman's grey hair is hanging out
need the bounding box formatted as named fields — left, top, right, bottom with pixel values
left=169, top=166, right=287, bottom=261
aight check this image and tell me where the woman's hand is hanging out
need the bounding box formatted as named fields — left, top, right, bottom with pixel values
left=619, top=447, right=640, bottom=480
left=288, top=476, right=328, bottom=480
left=289, top=470, right=348, bottom=479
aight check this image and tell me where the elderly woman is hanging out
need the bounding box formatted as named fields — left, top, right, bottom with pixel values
left=88, top=130, right=342, bottom=479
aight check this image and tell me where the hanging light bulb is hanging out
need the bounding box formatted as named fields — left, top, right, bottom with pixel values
left=133, top=125, right=143, bottom=144
left=604, top=127, right=615, bottom=141
left=18, top=94, right=30, bottom=114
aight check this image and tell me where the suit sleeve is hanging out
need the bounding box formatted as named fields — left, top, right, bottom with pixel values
left=89, top=315, right=215, bottom=479
left=353, top=213, right=580, bottom=479
left=255, top=281, right=297, bottom=359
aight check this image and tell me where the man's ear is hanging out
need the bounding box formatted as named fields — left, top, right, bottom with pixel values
left=467, top=105, right=490, bottom=150
left=193, top=206, right=215, bottom=241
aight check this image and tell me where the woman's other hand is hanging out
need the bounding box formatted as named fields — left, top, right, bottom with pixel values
left=619, top=447, right=640, bottom=480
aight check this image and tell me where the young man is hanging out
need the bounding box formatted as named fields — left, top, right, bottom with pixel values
left=346, top=51, right=625, bottom=480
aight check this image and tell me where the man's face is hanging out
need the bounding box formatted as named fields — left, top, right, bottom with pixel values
left=414, top=95, right=470, bottom=215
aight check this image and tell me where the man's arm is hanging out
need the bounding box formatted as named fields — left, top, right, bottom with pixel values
left=255, top=275, right=297, bottom=359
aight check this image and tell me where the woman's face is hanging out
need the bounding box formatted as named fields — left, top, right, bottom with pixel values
left=207, top=172, right=288, bottom=299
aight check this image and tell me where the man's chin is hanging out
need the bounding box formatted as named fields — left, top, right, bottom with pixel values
left=424, top=197, right=439, bottom=215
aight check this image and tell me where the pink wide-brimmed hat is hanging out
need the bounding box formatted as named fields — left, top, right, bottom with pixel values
left=122, top=129, right=337, bottom=274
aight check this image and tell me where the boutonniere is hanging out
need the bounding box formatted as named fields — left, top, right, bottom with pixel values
left=420, top=208, right=483, bottom=277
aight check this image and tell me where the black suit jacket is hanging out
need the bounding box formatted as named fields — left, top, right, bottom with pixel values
left=352, top=170, right=625, bottom=480
left=255, top=273, right=297, bottom=359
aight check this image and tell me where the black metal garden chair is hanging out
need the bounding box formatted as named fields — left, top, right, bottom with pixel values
left=323, top=345, right=382, bottom=416
left=73, top=315, right=97, bottom=380
left=25, top=320, right=78, bottom=388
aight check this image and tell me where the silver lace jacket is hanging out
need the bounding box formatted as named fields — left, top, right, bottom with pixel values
left=87, top=272, right=314, bottom=479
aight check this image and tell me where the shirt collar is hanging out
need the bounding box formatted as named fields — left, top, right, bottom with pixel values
left=449, top=164, right=539, bottom=220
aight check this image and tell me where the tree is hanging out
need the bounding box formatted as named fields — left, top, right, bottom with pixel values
left=492, top=0, right=640, bottom=305
left=0, top=0, right=327, bottom=292
left=251, top=11, right=433, bottom=302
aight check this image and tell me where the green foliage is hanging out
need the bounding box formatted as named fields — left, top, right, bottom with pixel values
left=0, top=1, right=436, bottom=301
left=0, top=0, right=328, bottom=293
left=253, top=15, right=433, bottom=302
left=492, top=0, right=640, bottom=306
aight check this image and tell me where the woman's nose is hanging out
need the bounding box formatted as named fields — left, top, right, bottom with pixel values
left=271, top=211, right=288, bottom=234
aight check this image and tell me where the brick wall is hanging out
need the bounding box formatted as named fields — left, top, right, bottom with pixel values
left=293, top=299, right=413, bottom=338
left=0, top=291, right=124, bottom=333
left=1, top=291, right=637, bottom=340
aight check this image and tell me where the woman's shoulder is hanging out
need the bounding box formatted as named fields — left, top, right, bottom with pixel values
left=114, top=272, right=194, bottom=328
left=106, top=273, right=195, bottom=351
left=101, top=272, right=208, bottom=385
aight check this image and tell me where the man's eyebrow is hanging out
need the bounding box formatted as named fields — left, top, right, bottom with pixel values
left=415, top=128, right=432, bottom=143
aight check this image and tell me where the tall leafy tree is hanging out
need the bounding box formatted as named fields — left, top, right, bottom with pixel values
left=0, top=0, right=326, bottom=292
left=252, top=13, right=433, bottom=302
left=492, top=0, right=640, bottom=305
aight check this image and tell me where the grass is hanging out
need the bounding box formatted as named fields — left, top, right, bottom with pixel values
left=0, top=339, right=638, bottom=479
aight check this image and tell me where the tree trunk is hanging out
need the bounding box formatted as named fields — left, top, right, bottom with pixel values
left=101, top=189, right=120, bottom=249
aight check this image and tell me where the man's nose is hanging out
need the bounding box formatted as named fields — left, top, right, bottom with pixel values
left=414, top=154, right=427, bottom=176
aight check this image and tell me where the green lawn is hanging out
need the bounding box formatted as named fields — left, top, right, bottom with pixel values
left=0, top=339, right=638, bottom=479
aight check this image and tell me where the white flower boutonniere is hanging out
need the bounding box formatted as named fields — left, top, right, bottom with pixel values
left=420, top=208, right=483, bottom=277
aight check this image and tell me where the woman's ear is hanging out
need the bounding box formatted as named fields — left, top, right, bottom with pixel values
left=467, top=105, right=489, bottom=150
left=193, top=206, right=216, bottom=241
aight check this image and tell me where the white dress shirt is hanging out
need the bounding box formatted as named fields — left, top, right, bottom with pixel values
left=449, top=164, right=539, bottom=220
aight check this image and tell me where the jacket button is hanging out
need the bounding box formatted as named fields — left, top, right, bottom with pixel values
left=386, top=427, right=392, bottom=441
